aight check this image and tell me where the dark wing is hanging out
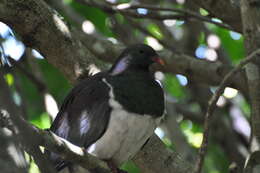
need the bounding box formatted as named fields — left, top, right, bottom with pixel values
left=48, top=72, right=111, bottom=170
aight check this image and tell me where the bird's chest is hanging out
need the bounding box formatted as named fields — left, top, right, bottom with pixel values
left=87, top=107, right=161, bottom=165
left=86, top=78, right=162, bottom=165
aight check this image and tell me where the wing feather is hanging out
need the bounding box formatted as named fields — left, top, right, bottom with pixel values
left=48, top=73, right=111, bottom=170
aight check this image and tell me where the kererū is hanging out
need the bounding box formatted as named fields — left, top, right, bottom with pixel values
left=48, top=44, right=165, bottom=173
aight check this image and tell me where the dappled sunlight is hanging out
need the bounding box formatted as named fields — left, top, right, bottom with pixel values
left=145, top=36, right=163, bottom=51
left=205, top=48, right=217, bottom=61
left=116, top=3, right=131, bottom=10
left=163, top=19, right=176, bottom=27
left=223, top=87, right=238, bottom=99
left=2, top=37, right=25, bottom=60
left=176, top=74, right=188, bottom=86
left=87, top=64, right=101, bottom=75
left=137, top=8, right=148, bottom=15
left=44, top=93, right=59, bottom=120
left=154, top=71, right=165, bottom=81
left=181, top=120, right=203, bottom=148
left=155, top=127, right=165, bottom=139
left=176, top=0, right=185, bottom=4
left=230, top=106, right=251, bottom=140
left=0, top=1, right=255, bottom=173
left=106, top=0, right=117, bottom=3
left=211, top=18, right=223, bottom=23
left=107, top=37, right=118, bottom=44
left=32, top=49, right=44, bottom=59
left=195, top=45, right=207, bottom=59
left=82, top=20, right=95, bottom=34
left=207, top=34, right=221, bottom=49
left=52, top=15, right=71, bottom=38
left=0, top=22, right=13, bottom=37
left=4, top=73, right=14, bottom=86
left=13, top=91, right=22, bottom=106
left=229, top=31, right=242, bottom=40
left=216, top=96, right=226, bottom=107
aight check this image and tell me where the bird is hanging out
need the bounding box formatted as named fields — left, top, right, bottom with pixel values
left=48, top=44, right=165, bottom=173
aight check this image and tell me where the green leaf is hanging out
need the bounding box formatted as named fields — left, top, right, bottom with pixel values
left=199, top=8, right=209, bottom=16
left=163, top=74, right=185, bottom=99
left=37, top=59, right=71, bottom=104
left=147, top=23, right=163, bottom=39
left=204, top=144, right=229, bottom=173
left=4, top=73, right=14, bottom=86
left=31, top=112, right=51, bottom=129
left=198, top=32, right=206, bottom=45
left=29, top=160, right=40, bottom=173
left=68, top=1, right=113, bottom=36
left=213, top=27, right=244, bottom=64
left=16, top=70, right=44, bottom=120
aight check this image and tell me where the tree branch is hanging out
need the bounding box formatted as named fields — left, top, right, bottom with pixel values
left=0, top=0, right=104, bottom=83
left=191, top=0, right=242, bottom=32
left=193, top=49, right=260, bottom=173
left=241, top=0, right=260, bottom=153
left=0, top=0, right=248, bottom=93
left=77, top=0, right=233, bottom=30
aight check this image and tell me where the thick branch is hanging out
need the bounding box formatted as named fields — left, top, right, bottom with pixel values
left=134, top=135, right=192, bottom=173
left=241, top=0, right=260, bottom=151
left=0, top=0, right=103, bottom=83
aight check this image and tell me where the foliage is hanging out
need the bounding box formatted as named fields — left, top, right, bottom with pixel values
left=0, top=0, right=252, bottom=173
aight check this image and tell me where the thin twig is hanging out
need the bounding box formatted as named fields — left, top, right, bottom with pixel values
left=126, top=17, right=179, bottom=53
left=122, top=4, right=233, bottom=30
left=77, top=0, right=233, bottom=30
left=193, top=49, right=260, bottom=173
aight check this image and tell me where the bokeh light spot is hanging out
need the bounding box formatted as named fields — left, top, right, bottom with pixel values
left=224, top=87, right=238, bottom=99
left=195, top=45, right=207, bottom=59
left=205, top=48, right=218, bottom=61
left=230, top=31, right=242, bottom=40
left=207, top=34, right=221, bottom=49
left=82, top=20, right=95, bottom=34
left=163, top=20, right=176, bottom=27
left=145, top=37, right=163, bottom=51
left=137, top=8, right=148, bottom=15
left=176, top=74, right=188, bottom=86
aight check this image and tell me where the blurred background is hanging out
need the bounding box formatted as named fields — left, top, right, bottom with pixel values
left=0, top=0, right=250, bottom=173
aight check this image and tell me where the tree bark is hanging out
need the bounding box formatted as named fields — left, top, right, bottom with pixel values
left=241, top=0, right=260, bottom=150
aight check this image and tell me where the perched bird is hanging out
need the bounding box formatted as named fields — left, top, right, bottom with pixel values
left=48, top=44, right=165, bottom=173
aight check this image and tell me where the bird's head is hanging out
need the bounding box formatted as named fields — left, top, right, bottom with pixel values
left=110, top=44, right=164, bottom=75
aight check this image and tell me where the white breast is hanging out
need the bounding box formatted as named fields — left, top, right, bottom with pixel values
left=86, top=79, right=161, bottom=165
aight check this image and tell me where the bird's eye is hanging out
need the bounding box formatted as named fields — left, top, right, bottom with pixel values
left=139, top=50, right=144, bottom=54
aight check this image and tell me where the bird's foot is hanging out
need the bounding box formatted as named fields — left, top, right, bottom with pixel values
left=106, top=160, right=128, bottom=173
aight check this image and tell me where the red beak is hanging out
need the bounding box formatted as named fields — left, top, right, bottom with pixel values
left=152, top=57, right=165, bottom=66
